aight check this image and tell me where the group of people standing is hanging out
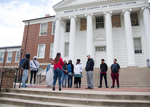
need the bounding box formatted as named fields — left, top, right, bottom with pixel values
left=20, top=53, right=121, bottom=91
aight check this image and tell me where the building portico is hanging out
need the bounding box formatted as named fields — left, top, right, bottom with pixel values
left=52, top=0, right=150, bottom=68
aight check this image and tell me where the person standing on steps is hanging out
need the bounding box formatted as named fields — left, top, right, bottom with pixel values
left=29, top=56, right=39, bottom=87
left=98, top=59, right=109, bottom=88
left=21, top=53, right=30, bottom=88
left=85, top=55, right=95, bottom=89
left=46, top=60, right=54, bottom=87
left=74, top=59, right=83, bottom=88
left=111, top=59, right=121, bottom=89
left=67, top=60, right=74, bottom=88
left=53, top=53, right=64, bottom=91
left=62, top=60, right=68, bottom=88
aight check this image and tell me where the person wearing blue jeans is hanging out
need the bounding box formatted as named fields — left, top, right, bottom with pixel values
left=21, top=53, right=30, bottom=88
left=62, top=60, right=68, bottom=88
left=67, top=60, right=74, bottom=88
left=53, top=53, right=64, bottom=91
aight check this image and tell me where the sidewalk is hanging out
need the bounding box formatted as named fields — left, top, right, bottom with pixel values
left=22, top=85, right=150, bottom=92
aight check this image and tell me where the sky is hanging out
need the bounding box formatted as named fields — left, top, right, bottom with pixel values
left=0, top=0, right=150, bottom=47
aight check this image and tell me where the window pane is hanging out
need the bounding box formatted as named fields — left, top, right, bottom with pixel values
left=65, top=43, right=69, bottom=56
left=50, top=43, right=54, bottom=58
left=0, top=52, right=4, bottom=62
left=96, top=17, right=104, bottom=29
left=66, top=20, right=70, bottom=32
left=80, top=18, right=87, bottom=31
left=112, top=15, right=121, bottom=27
left=7, top=52, right=12, bottom=62
left=41, top=23, right=47, bottom=35
left=38, top=44, right=45, bottom=58
left=15, top=51, right=20, bottom=62
left=52, top=22, right=55, bottom=34
left=134, top=38, right=142, bottom=54
left=131, top=13, right=139, bottom=26
left=95, top=46, right=106, bottom=52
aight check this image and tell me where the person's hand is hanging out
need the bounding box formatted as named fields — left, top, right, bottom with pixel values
left=65, top=70, right=68, bottom=73
left=21, top=68, right=23, bottom=70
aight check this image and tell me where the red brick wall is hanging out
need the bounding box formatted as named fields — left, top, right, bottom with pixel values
left=21, top=22, right=54, bottom=70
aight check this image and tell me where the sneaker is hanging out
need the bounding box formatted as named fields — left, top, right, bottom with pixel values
left=21, top=85, right=25, bottom=88
left=89, top=87, right=94, bottom=89
left=59, top=87, right=61, bottom=91
left=111, top=86, right=115, bottom=88
left=79, top=85, right=81, bottom=88
left=25, top=85, right=28, bottom=87
left=117, top=86, right=119, bottom=88
left=53, top=87, right=55, bottom=91
left=29, top=84, right=32, bottom=87
left=33, top=84, right=35, bottom=87
left=85, top=87, right=90, bottom=89
left=106, top=86, right=109, bottom=88
left=98, top=86, right=102, bottom=88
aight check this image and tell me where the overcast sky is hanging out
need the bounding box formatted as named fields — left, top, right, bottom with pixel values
left=0, top=0, right=150, bottom=47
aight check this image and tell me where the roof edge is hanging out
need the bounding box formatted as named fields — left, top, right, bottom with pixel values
left=22, top=16, right=55, bottom=22
left=0, top=45, right=22, bottom=49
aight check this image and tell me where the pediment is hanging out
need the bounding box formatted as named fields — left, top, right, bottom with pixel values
left=53, top=0, right=120, bottom=10
left=94, top=34, right=106, bottom=41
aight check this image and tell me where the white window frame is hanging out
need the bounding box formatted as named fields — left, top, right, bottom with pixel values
left=7, top=52, right=12, bottom=63
left=50, top=43, right=54, bottom=58
left=37, top=44, right=46, bottom=59
left=0, top=52, right=4, bottom=63
left=15, top=51, right=20, bottom=62
left=133, top=38, right=142, bottom=54
left=51, top=21, right=55, bottom=35
left=39, top=23, right=48, bottom=36
left=64, top=43, right=69, bottom=57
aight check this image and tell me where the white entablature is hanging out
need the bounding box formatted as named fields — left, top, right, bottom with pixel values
left=53, top=0, right=149, bottom=18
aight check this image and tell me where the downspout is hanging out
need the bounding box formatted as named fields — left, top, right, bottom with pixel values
left=24, top=21, right=29, bottom=55
left=3, top=48, right=7, bottom=68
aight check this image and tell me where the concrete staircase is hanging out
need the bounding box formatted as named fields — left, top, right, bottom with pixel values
left=0, top=88, right=150, bottom=107
left=36, top=67, right=150, bottom=87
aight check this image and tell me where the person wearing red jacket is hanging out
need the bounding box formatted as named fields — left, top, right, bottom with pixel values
left=53, top=52, right=64, bottom=91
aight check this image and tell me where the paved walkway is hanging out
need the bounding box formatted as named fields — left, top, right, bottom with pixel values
left=19, top=85, right=150, bottom=92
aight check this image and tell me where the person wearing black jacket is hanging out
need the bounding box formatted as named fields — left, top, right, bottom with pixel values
left=85, top=55, right=94, bottom=89
left=21, top=53, right=30, bottom=88
left=98, top=59, right=109, bottom=88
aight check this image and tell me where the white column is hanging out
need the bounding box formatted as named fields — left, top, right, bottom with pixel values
left=142, top=7, right=150, bottom=59
left=85, top=13, right=93, bottom=58
left=122, top=9, right=136, bottom=66
left=68, top=16, right=76, bottom=64
left=103, top=11, right=113, bottom=66
left=53, top=18, right=61, bottom=59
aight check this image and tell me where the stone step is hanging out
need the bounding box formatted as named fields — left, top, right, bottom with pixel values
left=6, top=88, right=150, bottom=101
left=0, top=98, right=99, bottom=107
left=0, top=93, right=150, bottom=107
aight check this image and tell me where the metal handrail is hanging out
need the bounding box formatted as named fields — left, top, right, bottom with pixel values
left=37, top=69, right=46, bottom=84
left=0, top=68, right=18, bottom=92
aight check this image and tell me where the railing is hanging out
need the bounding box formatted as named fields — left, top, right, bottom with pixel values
left=147, top=59, right=150, bottom=67
left=37, top=69, right=46, bottom=84
left=0, top=68, right=18, bottom=92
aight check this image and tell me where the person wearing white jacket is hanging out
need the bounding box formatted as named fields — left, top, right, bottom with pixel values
left=29, top=56, right=39, bottom=87
left=74, top=59, right=83, bottom=88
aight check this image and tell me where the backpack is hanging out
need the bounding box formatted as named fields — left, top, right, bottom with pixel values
left=19, top=58, right=26, bottom=67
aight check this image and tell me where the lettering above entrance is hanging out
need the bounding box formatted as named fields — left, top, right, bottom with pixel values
left=94, top=34, right=106, bottom=41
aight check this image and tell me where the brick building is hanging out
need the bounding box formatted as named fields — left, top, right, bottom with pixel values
left=22, top=15, right=55, bottom=70
left=0, top=46, right=21, bottom=69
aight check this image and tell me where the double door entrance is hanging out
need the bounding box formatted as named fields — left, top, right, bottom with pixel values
left=95, top=46, right=107, bottom=68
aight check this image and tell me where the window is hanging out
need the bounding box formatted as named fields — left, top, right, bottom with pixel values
left=7, top=52, right=12, bottom=62
left=15, top=51, right=20, bottom=62
left=65, top=43, right=69, bottom=56
left=50, top=43, right=54, bottom=58
left=52, top=21, right=55, bottom=35
left=96, top=17, right=104, bottom=29
left=37, top=44, right=45, bottom=58
left=95, top=46, right=106, bottom=52
left=0, top=52, right=4, bottom=63
left=134, top=38, right=142, bottom=54
left=80, top=18, right=87, bottom=31
left=131, top=13, right=139, bottom=26
left=40, top=23, right=47, bottom=35
left=66, top=20, right=70, bottom=32
left=112, top=15, right=121, bottom=27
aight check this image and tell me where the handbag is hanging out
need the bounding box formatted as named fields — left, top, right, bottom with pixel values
left=33, top=60, right=38, bottom=72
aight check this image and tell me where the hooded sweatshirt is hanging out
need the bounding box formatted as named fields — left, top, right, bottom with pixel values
left=30, top=56, right=39, bottom=71
left=74, top=63, right=83, bottom=75
left=21, top=53, right=30, bottom=69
